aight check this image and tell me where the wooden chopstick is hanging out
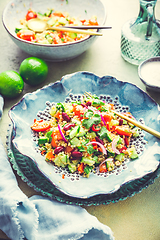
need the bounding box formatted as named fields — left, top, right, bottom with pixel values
left=84, top=92, right=160, bottom=139
left=47, top=26, right=103, bottom=36
left=112, top=111, right=160, bottom=139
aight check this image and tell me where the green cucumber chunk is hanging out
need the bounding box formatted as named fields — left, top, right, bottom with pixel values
left=69, top=125, right=80, bottom=139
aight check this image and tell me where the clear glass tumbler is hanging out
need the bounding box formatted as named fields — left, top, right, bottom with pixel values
left=121, top=0, right=160, bottom=65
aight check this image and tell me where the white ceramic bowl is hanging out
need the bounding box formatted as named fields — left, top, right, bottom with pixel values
left=2, top=0, right=106, bottom=61
left=138, top=57, right=160, bottom=92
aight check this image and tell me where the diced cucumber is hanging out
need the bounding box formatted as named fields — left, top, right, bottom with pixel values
left=98, top=126, right=112, bottom=142
left=63, top=103, right=73, bottom=114
left=81, top=157, right=95, bottom=166
left=86, top=131, right=97, bottom=139
left=106, top=160, right=114, bottom=171
left=38, top=137, right=48, bottom=145
left=50, top=105, right=56, bottom=116
left=58, top=17, right=67, bottom=25
left=110, top=119, right=119, bottom=126
left=93, top=156, right=99, bottom=162
left=45, top=34, right=53, bottom=44
left=69, top=32, right=77, bottom=39
left=68, top=164, right=77, bottom=173
left=54, top=153, right=68, bottom=168
left=69, top=125, right=80, bottom=139
left=77, top=127, right=86, bottom=137
left=37, top=12, right=45, bottom=19
left=115, top=153, right=125, bottom=162
left=107, top=145, right=115, bottom=157
left=47, top=17, right=56, bottom=26
left=70, top=137, right=80, bottom=146
left=130, top=147, right=138, bottom=159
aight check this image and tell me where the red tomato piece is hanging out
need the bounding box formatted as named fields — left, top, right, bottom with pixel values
left=26, top=9, right=37, bottom=21
left=119, top=146, right=127, bottom=153
left=99, top=163, right=107, bottom=173
left=78, top=163, right=84, bottom=174
left=80, top=19, right=86, bottom=24
left=72, top=104, right=85, bottom=119
left=31, top=120, right=50, bottom=132
left=17, top=31, right=36, bottom=41
left=102, top=113, right=113, bottom=123
left=89, top=19, right=99, bottom=26
left=45, top=150, right=55, bottom=161
left=115, top=126, right=132, bottom=137
left=124, top=136, right=130, bottom=146
left=52, top=12, right=65, bottom=17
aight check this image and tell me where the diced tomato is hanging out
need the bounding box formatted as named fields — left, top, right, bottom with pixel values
left=115, top=126, right=132, bottom=137
left=99, top=163, right=107, bottom=173
left=51, top=135, right=58, bottom=148
left=88, top=19, right=99, bottom=26
left=45, top=150, right=55, bottom=161
left=124, top=136, right=130, bottom=146
left=62, top=174, right=65, bottom=179
left=69, top=20, right=74, bottom=24
left=98, top=147, right=103, bottom=153
left=80, top=19, right=86, bottom=24
left=106, top=123, right=110, bottom=131
left=52, top=12, right=65, bottom=17
left=53, top=37, right=58, bottom=44
left=17, top=31, right=36, bottom=41
left=72, top=104, right=85, bottom=119
left=41, top=150, right=46, bottom=155
left=78, top=163, right=84, bottom=174
left=31, top=120, right=50, bottom=132
left=26, top=9, right=37, bottom=21
left=51, top=128, right=65, bottom=148
left=102, top=113, right=113, bottom=123
left=58, top=31, right=64, bottom=39
left=52, top=130, right=63, bottom=141
left=54, top=111, right=61, bottom=120
left=119, top=146, right=127, bottom=153
left=17, top=31, right=21, bottom=38
left=109, top=103, right=115, bottom=110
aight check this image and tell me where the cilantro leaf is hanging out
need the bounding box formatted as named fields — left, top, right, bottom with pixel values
left=82, top=114, right=101, bottom=129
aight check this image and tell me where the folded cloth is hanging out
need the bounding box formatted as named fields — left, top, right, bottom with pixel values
left=0, top=95, right=114, bottom=240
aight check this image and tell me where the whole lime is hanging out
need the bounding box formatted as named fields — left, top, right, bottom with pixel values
left=19, top=57, right=48, bottom=86
left=0, top=70, right=24, bottom=98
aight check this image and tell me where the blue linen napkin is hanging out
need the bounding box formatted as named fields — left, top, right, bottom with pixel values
left=0, top=95, right=114, bottom=240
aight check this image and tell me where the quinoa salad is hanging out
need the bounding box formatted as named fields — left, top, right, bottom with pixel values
left=31, top=94, right=140, bottom=178
left=15, top=8, right=99, bottom=44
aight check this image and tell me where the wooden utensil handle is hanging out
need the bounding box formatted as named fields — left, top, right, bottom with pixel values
left=114, top=111, right=160, bottom=139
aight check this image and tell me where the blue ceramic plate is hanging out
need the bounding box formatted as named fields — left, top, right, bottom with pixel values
left=9, top=72, right=160, bottom=199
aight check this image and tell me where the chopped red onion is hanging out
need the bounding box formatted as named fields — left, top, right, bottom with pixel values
left=86, top=141, right=107, bottom=155
left=58, top=124, right=68, bottom=143
left=112, top=138, right=120, bottom=155
left=100, top=114, right=106, bottom=125
left=98, top=157, right=114, bottom=173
